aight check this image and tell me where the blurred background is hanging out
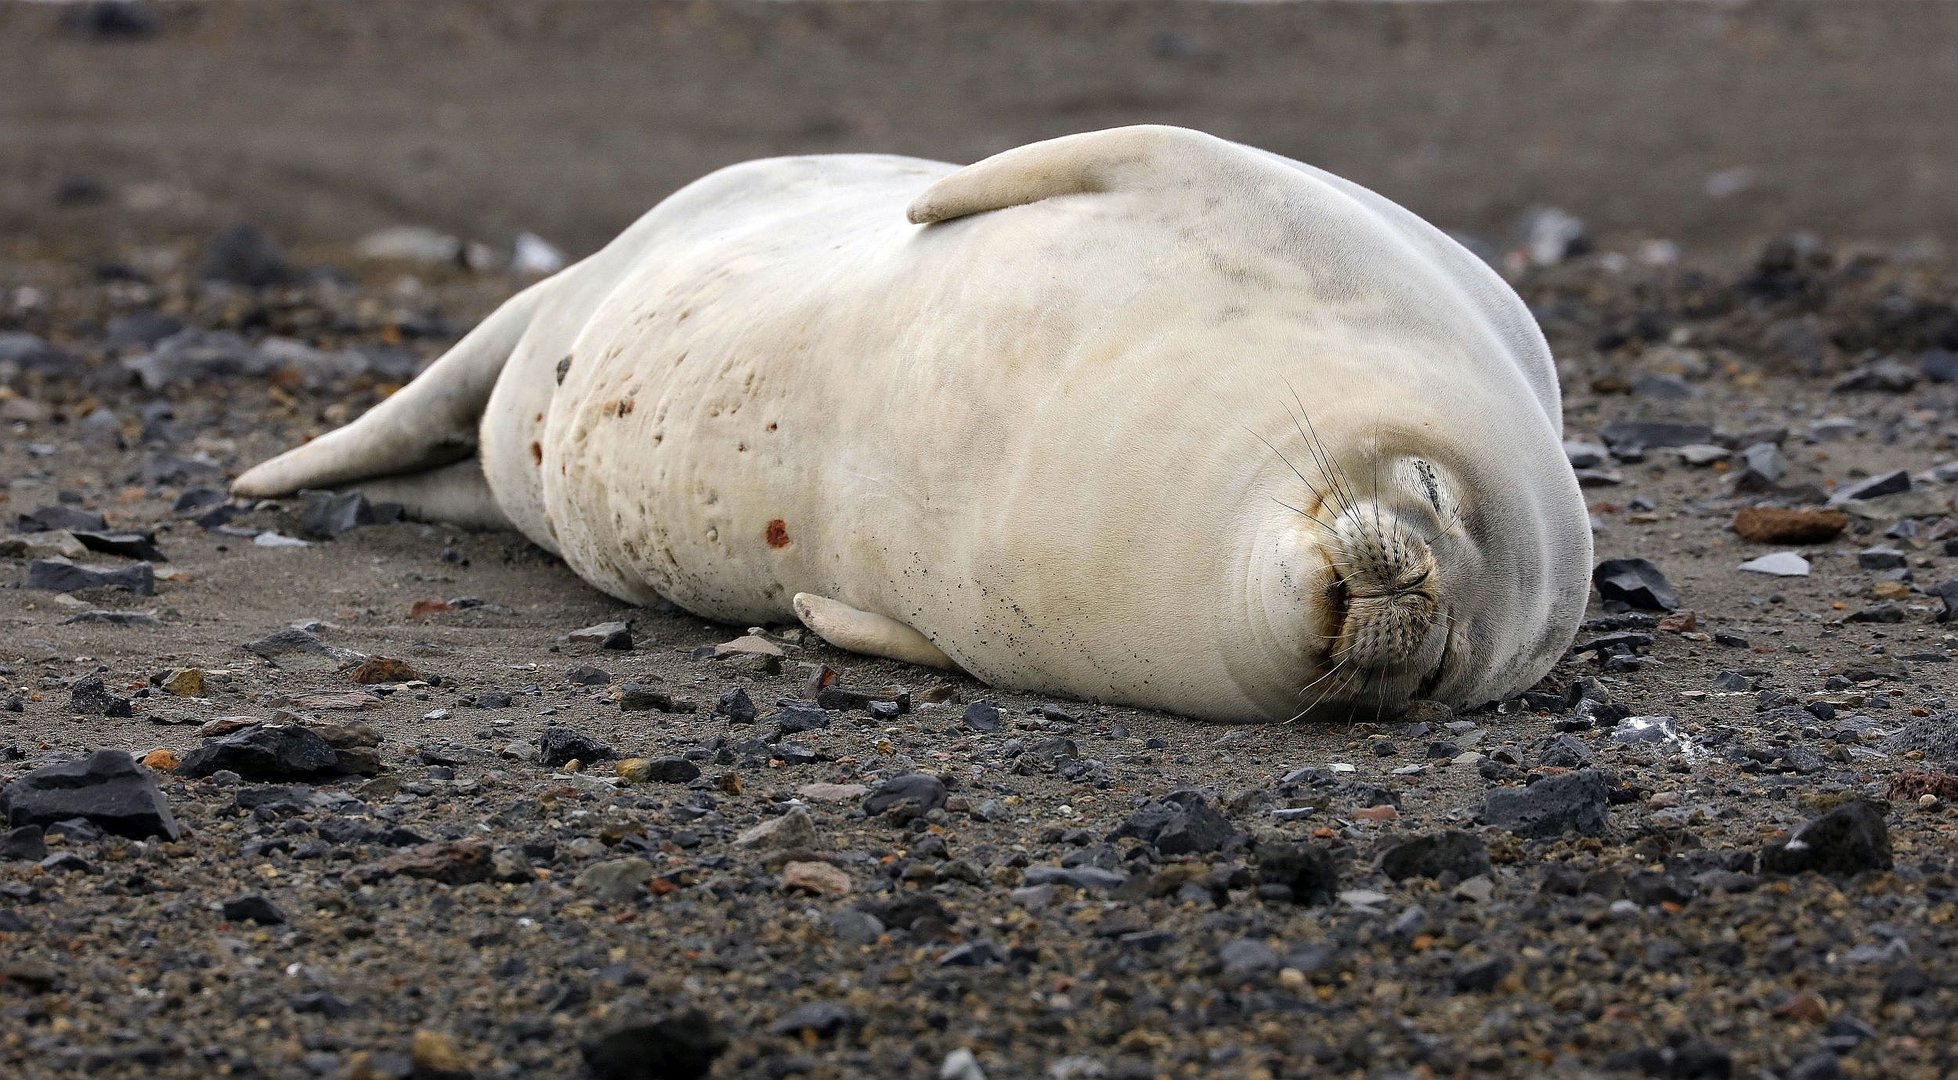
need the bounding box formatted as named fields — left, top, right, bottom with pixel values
left=4, top=0, right=1955, bottom=268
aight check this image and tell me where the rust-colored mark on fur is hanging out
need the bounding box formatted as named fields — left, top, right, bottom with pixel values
left=615, top=399, right=635, bottom=418
left=529, top=441, right=543, bottom=466
left=765, top=519, right=791, bottom=548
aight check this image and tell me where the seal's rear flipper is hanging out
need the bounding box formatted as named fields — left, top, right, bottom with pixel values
left=906, top=125, right=1233, bottom=225
left=792, top=593, right=958, bottom=671
left=232, top=280, right=548, bottom=499
left=357, top=459, right=512, bottom=531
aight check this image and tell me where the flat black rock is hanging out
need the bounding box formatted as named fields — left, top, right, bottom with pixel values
left=178, top=725, right=343, bottom=781
left=1110, top=789, right=1239, bottom=855
left=863, top=772, right=948, bottom=817
left=1255, top=841, right=1339, bottom=905
left=0, top=749, right=181, bottom=841
left=14, top=505, right=107, bottom=534
left=1483, top=769, right=1610, bottom=838
left=71, top=530, right=166, bottom=562
left=1760, top=800, right=1893, bottom=877
left=582, top=1011, right=726, bottom=1080
left=24, top=558, right=156, bottom=596
left=295, top=489, right=402, bottom=540
left=538, top=727, right=616, bottom=766
left=221, top=894, right=287, bottom=926
left=1378, top=830, right=1493, bottom=882
left=1592, top=558, right=1680, bottom=612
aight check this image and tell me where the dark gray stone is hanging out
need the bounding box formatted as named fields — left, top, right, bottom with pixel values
left=582, top=1011, right=725, bottom=1080
left=1829, top=469, right=1911, bottom=506
left=14, top=505, right=107, bottom=534
left=179, top=725, right=342, bottom=780
left=1592, top=558, right=1679, bottom=611
left=199, top=224, right=291, bottom=288
left=538, top=727, right=616, bottom=766
left=71, top=530, right=166, bottom=562
left=863, top=772, right=947, bottom=817
left=296, top=490, right=402, bottom=540
left=24, top=558, right=155, bottom=595
left=0, top=749, right=181, bottom=841
left=1483, top=769, right=1610, bottom=838
left=767, top=1002, right=856, bottom=1039
left=221, top=894, right=287, bottom=925
left=1110, top=789, right=1238, bottom=855
left=1, top=825, right=48, bottom=861
left=1378, top=831, right=1493, bottom=882
left=1760, top=801, right=1893, bottom=877
left=1256, top=841, right=1339, bottom=905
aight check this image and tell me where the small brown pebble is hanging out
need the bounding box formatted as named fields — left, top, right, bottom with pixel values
left=349, top=656, right=419, bottom=684
left=782, top=860, right=851, bottom=896
left=1354, top=805, right=1399, bottom=823
left=409, top=1028, right=471, bottom=1079
left=409, top=598, right=453, bottom=619
left=159, top=668, right=205, bottom=696
left=1777, top=990, right=1829, bottom=1024
left=1731, top=506, right=1848, bottom=544
left=139, top=748, right=178, bottom=771
left=1655, top=610, right=1698, bottom=633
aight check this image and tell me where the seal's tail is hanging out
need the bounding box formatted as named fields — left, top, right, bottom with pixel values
left=231, top=280, right=546, bottom=499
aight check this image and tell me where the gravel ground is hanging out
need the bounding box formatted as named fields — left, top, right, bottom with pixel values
left=1, top=229, right=1957, bottom=1080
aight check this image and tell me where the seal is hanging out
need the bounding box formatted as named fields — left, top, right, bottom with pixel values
left=234, top=125, right=1592, bottom=722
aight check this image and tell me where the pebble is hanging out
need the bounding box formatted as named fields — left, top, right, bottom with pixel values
left=615, top=757, right=700, bottom=784
left=1760, top=801, right=1893, bottom=877
left=574, top=858, right=657, bottom=902
left=1731, top=506, right=1847, bottom=543
left=781, top=860, right=851, bottom=896
left=1482, top=769, right=1610, bottom=838
left=863, top=772, right=948, bottom=817
left=0, top=749, right=180, bottom=840
left=567, top=620, right=634, bottom=650
left=1378, top=831, right=1492, bottom=882
left=538, top=727, right=615, bottom=766
left=1739, top=551, right=1810, bottom=576
left=24, top=557, right=156, bottom=595
left=767, top=1001, right=856, bottom=1038
left=1592, top=558, right=1679, bottom=611
left=220, top=894, right=287, bottom=926
left=179, top=724, right=342, bottom=780
left=581, top=1012, right=725, bottom=1080
left=1109, top=789, right=1238, bottom=854
left=734, top=806, right=817, bottom=850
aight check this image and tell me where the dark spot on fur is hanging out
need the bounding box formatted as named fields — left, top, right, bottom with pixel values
left=615, top=399, right=635, bottom=418
left=765, top=519, right=790, bottom=548
left=529, top=441, right=543, bottom=465
left=766, top=422, right=779, bottom=432
left=556, top=355, right=572, bottom=384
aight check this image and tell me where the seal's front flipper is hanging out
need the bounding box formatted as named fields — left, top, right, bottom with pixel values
left=356, top=459, right=512, bottom=531
left=792, top=593, right=958, bottom=671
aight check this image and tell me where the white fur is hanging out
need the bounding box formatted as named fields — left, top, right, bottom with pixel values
left=237, top=126, right=1591, bottom=721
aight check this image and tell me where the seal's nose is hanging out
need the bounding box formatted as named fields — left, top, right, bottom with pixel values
left=1328, top=506, right=1439, bottom=673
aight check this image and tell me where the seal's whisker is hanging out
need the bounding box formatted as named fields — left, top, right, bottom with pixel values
left=1281, top=379, right=1361, bottom=516
left=1271, top=496, right=1337, bottom=536
left=1248, top=426, right=1339, bottom=519
left=1292, top=663, right=1362, bottom=726
left=1285, top=658, right=1351, bottom=724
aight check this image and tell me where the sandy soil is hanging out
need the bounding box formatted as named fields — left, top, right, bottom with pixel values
left=1, top=232, right=1956, bottom=1079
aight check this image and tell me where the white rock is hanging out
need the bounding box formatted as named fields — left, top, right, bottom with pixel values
left=1738, top=551, right=1809, bottom=576
left=940, top=1048, right=987, bottom=1080
left=512, top=232, right=567, bottom=276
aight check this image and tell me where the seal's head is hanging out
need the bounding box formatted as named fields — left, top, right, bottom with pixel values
left=1243, top=427, right=1591, bottom=723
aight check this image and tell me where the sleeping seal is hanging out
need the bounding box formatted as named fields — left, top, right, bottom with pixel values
left=234, top=125, right=1592, bottom=722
